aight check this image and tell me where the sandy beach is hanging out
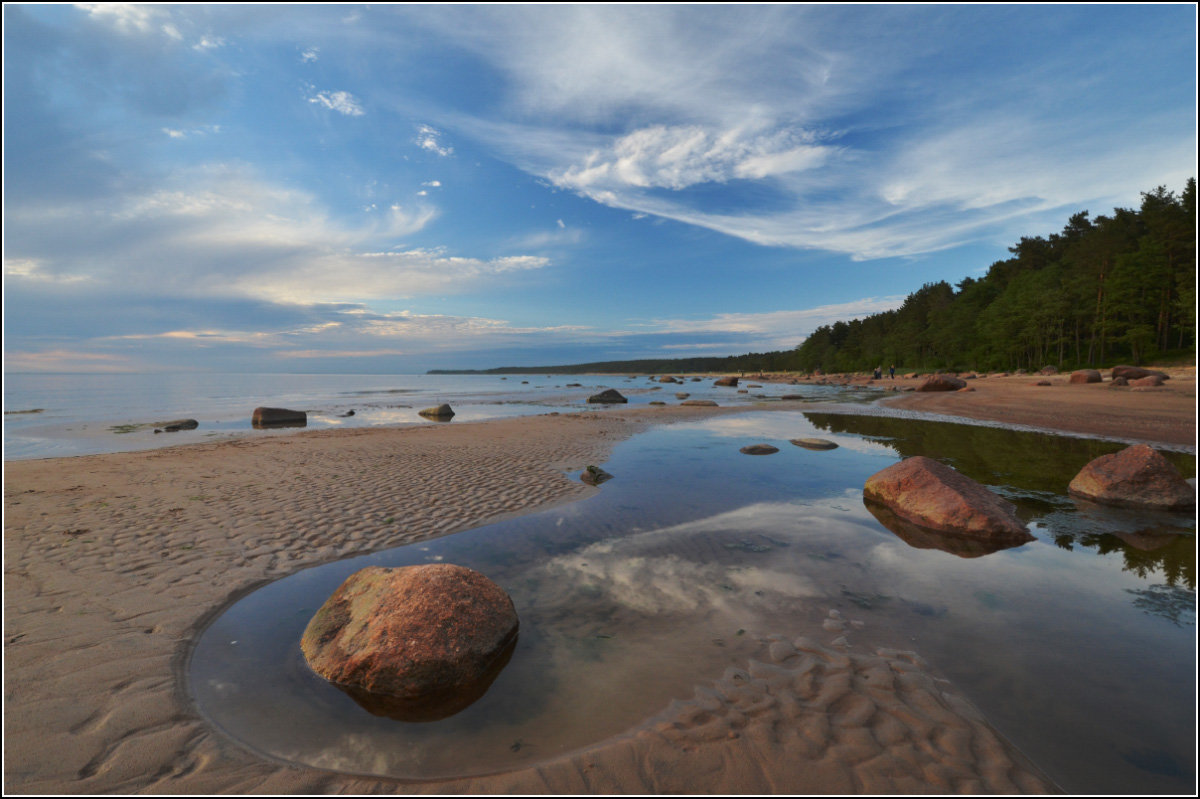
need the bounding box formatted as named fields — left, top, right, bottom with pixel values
left=4, top=379, right=1194, bottom=795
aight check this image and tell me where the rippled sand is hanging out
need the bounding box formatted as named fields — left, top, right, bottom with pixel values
left=4, top=406, right=1059, bottom=793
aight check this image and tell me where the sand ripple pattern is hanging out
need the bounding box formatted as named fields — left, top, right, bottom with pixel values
left=5, top=409, right=1052, bottom=794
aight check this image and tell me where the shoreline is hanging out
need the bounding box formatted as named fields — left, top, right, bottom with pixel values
left=5, top=390, right=1193, bottom=793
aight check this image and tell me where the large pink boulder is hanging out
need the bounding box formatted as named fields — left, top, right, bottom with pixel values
left=863, top=456, right=1030, bottom=540
left=1069, top=369, right=1102, bottom=384
left=1068, top=445, right=1195, bottom=510
left=916, top=374, right=967, bottom=392
left=301, top=565, right=518, bottom=711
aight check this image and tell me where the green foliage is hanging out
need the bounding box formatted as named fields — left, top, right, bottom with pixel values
left=794, top=179, right=1197, bottom=372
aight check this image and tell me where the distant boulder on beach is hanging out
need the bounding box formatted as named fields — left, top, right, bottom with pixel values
left=155, top=418, right=198, bottom=432
left=916, top=375, right=966, bottom=392
left=1111, top=365, right=1169, bottom=382
left=587, top=389, right=628, bottom=404
left=1069, top=370, right=1102, bottom=384
left=252, top=407, right=307, bottom=428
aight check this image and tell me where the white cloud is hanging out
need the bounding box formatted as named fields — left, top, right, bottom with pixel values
left=301, top=47, right=320, bottom=63
left=553, top=124, right=832, bottom=193
left=77, top=3, right=159, bottom=34
left=193, top=35, right=225, bottom=51
left=415, top=125, right=453, bottom=156
left=309, top=90, right=365, bottom=116
left=422, top=180, right=442, bottom=187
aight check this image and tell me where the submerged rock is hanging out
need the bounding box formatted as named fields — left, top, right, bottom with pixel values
left=418, top=404, right=456, bottom=420
left=740, top=444, right=779, bottom=455
left=863, top=456, right=1030, bottom=541
left=252, top=407, right=307, bottom=428
left=301, top=564, right=518, bottom=721
left=790, top=438, right=838, bottom=450
left=680, top=399, right=718, bottom=407
left=1068, top=444, right=1195, bottom=511
left=916, top=375, right=966, bottom=392
left=587, top=389, right=628, bottom=404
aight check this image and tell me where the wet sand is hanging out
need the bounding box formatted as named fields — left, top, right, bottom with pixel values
left=9, top=381, right=1190, bottom=794
left=876, top=367, right=1196, bottom=448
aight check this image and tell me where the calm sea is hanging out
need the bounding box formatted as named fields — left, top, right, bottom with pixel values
left=1, top=371, right=858, bottom=461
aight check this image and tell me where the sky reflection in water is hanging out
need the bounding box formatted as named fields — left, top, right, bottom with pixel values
left=189, top=411, right=1195, bottom=792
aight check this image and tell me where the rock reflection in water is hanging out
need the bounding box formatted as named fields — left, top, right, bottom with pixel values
left=863, top=499, right=1034, bottom=558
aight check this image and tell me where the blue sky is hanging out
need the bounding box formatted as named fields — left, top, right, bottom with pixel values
left=3, top=4, right=1196, bottom=373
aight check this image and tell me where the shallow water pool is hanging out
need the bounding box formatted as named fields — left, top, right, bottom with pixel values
left=188, top=411, right=1196, bottom=791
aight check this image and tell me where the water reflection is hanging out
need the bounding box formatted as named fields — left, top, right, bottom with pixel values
left=863, top=499, right=1035, bottom=558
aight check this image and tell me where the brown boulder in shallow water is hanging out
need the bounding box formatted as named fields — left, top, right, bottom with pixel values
left=1068, top=444, right=1195, bottom=511
left=713, top=376, right=739, bottom=387
left=916, top=375, right=966, bottom=392
left=252, top=407, right=306, bottom=428
left=301, top=564, right=518, bottom=720
left=740, top=444, right=779, bottom=455
left=680, top=399, right=718, bottom=407
left=863, top=456, right=1030, bottom=541
left=418, top=404, right=455, bottom=420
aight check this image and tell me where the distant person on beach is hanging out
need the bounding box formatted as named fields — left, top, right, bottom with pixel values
left=873, top=366, right=882, bottom=380
left=889, top=364, right=895, bottom=379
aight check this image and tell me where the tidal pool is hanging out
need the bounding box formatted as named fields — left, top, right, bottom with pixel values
left=188, top=411, right=1196, bottom=792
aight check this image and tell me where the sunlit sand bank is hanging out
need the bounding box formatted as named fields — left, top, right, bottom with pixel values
left=7, top=384, right=1190, bottom=794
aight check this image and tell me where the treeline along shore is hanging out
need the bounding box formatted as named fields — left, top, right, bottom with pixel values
left=432, top=180, right=1196, bottom=377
